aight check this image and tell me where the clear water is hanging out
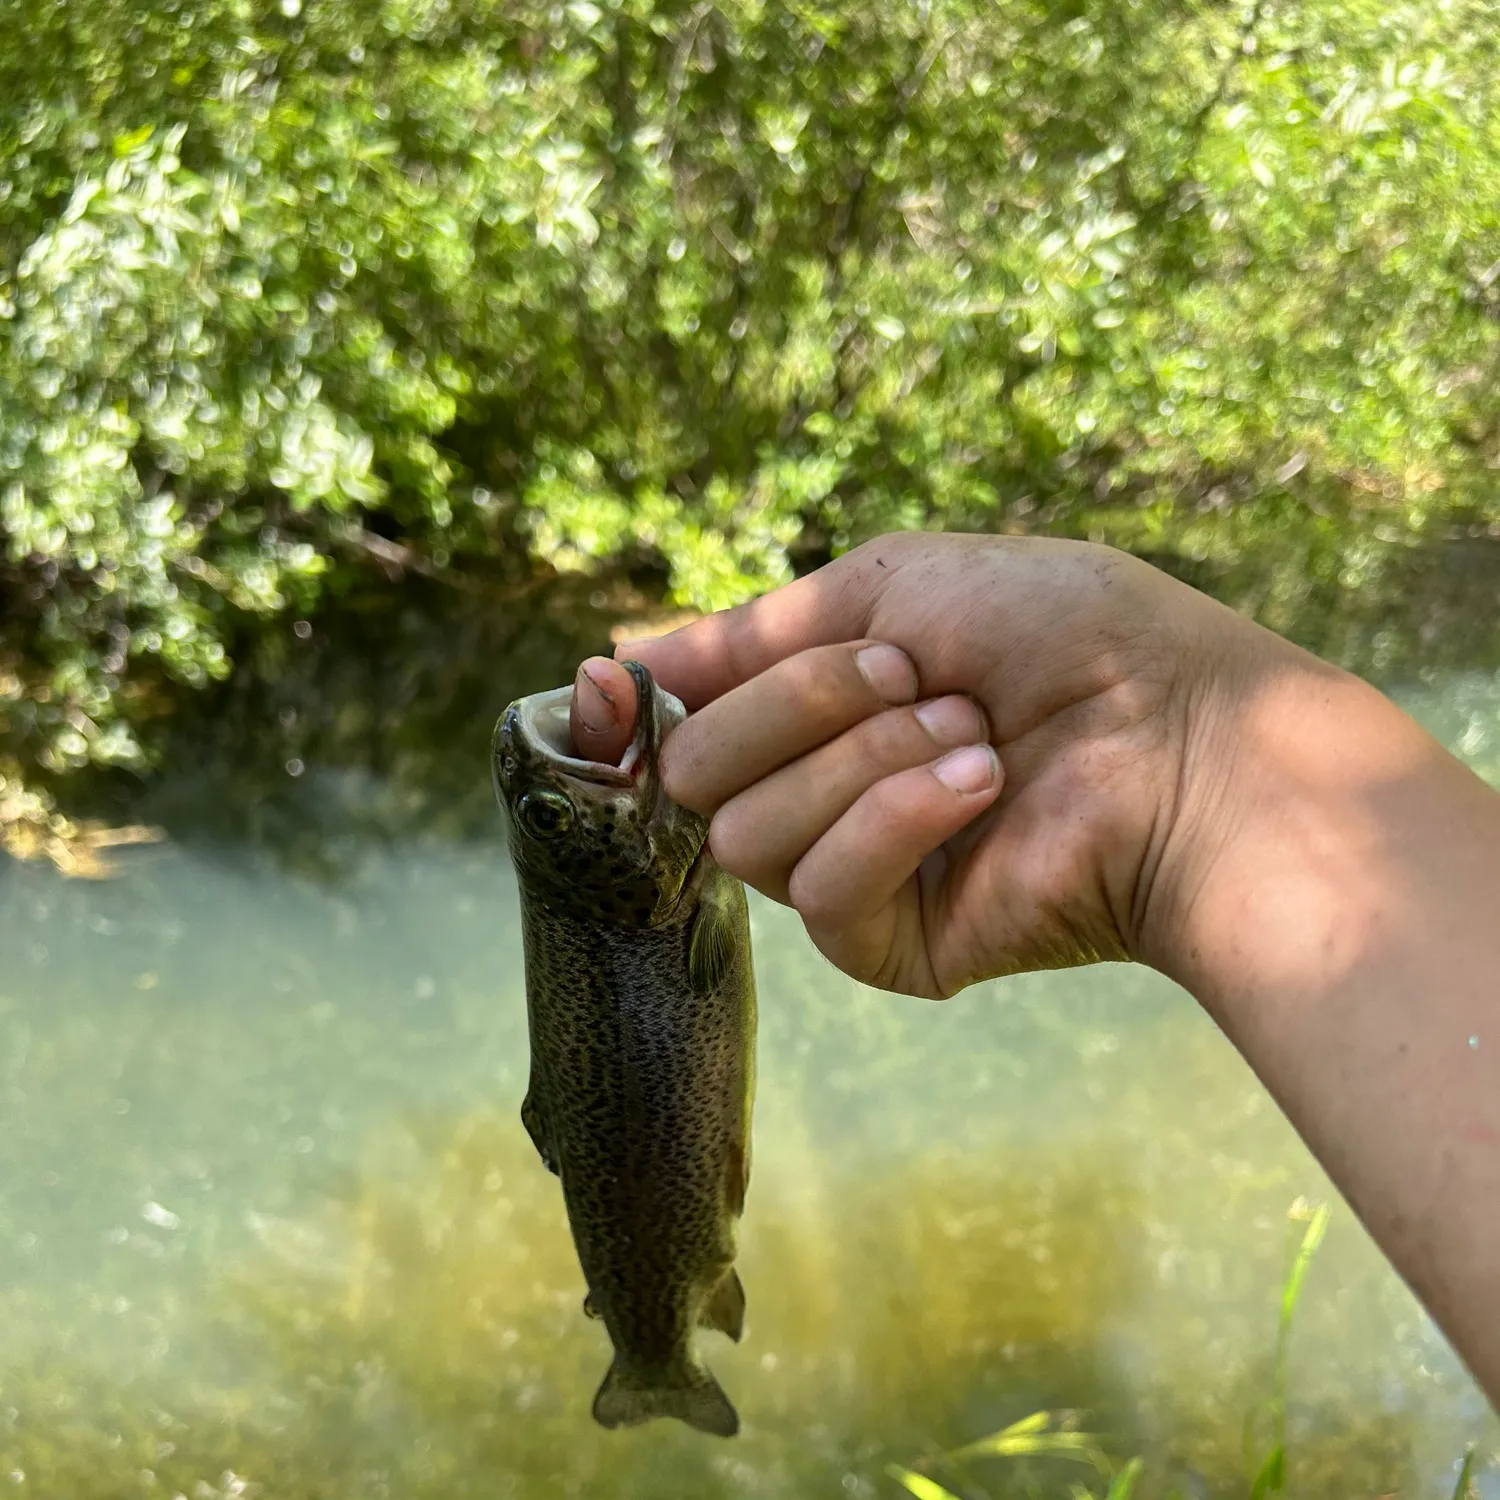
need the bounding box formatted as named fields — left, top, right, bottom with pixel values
left=1, top=643, right=1498, bottom=1496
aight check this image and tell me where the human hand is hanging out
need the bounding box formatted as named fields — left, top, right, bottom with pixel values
left=569, top=532, right=1302, bottom=999
left=567, top=533, right=1500, bottom=1411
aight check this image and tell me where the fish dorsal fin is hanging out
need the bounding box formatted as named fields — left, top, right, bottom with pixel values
left=688, top=895, right=737, bottom=994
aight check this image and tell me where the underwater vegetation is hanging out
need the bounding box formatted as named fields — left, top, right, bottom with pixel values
left=0, top=1109, right=1487, bottom=1498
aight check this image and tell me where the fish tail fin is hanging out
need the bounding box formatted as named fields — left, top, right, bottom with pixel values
left=700, top=1266, right=746, bottom=1342
left=591, top=1355, right=740, bottom=1438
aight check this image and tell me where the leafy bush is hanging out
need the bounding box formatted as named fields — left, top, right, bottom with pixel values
left=2, top=0, right=1498, bottom=816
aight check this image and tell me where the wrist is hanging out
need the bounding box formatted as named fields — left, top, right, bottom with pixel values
left=1140, top=629, right=1427, bottom=1019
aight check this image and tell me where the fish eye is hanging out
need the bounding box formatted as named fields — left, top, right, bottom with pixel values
left=518, top=789, right=573, bottom=839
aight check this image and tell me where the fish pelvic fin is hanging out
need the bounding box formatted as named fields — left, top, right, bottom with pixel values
left=688, top=887, right=739, bottom=994
left=700, top=1266, right=746, bottom=1342
left=591, top=1355, right=740, bottom=1438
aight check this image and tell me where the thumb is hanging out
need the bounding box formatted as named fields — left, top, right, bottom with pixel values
left=569, top=657, right=637, bottom=766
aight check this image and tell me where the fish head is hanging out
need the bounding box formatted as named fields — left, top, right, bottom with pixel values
left=492, top=660, right=709, bottom=926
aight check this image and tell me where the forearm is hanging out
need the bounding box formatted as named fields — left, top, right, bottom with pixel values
left=1157, top=639, right=1500, bottom=1401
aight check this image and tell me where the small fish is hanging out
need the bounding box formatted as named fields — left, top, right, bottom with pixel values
left=492, top=661, right=757, bottom=1438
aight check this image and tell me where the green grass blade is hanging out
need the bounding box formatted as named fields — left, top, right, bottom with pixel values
left=1105, top=1457, right=1144, bottom=1500
left=886, top=1464, right=965, bottom=1500
left=996, top=1411, right=1053, bottom=1439
left=1280, top=1203, right=1331, bottom=1327
left=945, top=1410, right=1108, bottom=1470
left=945, top=1431, right=1107, bottom=1469
left=1451, top=1445, right=1479, bottom=1500
left=1252, top=1200, right=1332, bottom=1498
left=1249, top=1445, right=1285, bottom=1500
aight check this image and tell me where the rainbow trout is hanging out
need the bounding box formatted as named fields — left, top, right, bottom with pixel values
left=491, top=661, right=756, bottom=1438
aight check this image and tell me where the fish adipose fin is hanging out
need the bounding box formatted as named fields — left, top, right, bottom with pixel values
left=592, top=1356, right=740, bottom=1438
left=688, top=895, right=738, bottom=994
left=700, top=1267, right=746, bottom=1342
left=521, top=1087, right=559, bottom=1176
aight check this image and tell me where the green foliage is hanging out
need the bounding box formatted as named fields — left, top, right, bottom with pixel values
left=883, top=1199, right=1385, bottom=1500
left=1247, top=1199, right=1331, bottom=1500
left=889, top=1411, right=1120, bottom=1500
left=1453, top=1445, right=1483, bottom=1500
left=3, top=0, right=1500, bottom=808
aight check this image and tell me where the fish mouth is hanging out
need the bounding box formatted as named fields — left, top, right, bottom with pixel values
left=512, top=686, right=640, bottom=789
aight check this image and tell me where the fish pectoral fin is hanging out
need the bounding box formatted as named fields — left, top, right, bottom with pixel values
left=700, top=1267, right=746, bottom=1343
left=583, top=1290, right=601, bottom=1320
left=688, top=894, right=737, bottom=994
left=592, top=1356, right=739, bottom=1439
left=521, top=1088, right=559, bottom=1176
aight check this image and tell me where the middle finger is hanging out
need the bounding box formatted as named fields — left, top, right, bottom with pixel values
left=709, top=693, right=989, bottom=902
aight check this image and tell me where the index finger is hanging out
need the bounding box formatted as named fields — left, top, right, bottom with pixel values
left=612, top=547, right=884, bottom=710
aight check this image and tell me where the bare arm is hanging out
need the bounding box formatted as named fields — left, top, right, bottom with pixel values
left=570, top=531, right=1500, bottom=1404
left=1155, top=649, right=1500, bottom=1399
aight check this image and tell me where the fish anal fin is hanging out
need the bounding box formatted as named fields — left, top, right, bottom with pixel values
left=700, top=1266, right=746, bottom=1343
left=688, top=895, right=737, bottom=994
left=521, top=1087, right=559, bottom=1176
left=592, top=1356, right=739, bottom=1438
left=725, top=1138, right=750, bottom=1217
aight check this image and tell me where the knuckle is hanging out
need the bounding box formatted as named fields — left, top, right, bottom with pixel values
left=659, top=738, right=709, bottom=813
left=786, top=857, right=848, bottom=931
left=707, top=804, right=757, bottom=879
left=854, top=706, right=926, bottom=767
left=780, top=645, right=859, bottom=721
left=859, top=771, right=918, bottom=828
left=708, top=799, right=792, bottom=899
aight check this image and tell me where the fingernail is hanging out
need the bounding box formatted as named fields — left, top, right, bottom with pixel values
left=575, top=662, right=618, bottom=734
left=914, top=695, right=985, bottom=747
left=933, top=743, right=1000, bottom=795
left=855, top=643, right=917, bottom=704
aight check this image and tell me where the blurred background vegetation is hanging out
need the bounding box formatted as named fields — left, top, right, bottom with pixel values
left=4, top=0, right=1500, bottom=860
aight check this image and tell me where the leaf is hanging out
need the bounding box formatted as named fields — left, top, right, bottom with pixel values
left=1106, top=1458, right=1145, bottom=1500
left=1249, top=1445, right=1285, bottom=1500
left=111, top=125, right=154, bottom=157
left=1451, top=1444, right=1480, bottom=1500
left=885, top=1466, right=963, bottom=1500
left=946, top=1411, right=1107, bottom=1471
left=1280, top=1202, right=1331, bottom=1326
